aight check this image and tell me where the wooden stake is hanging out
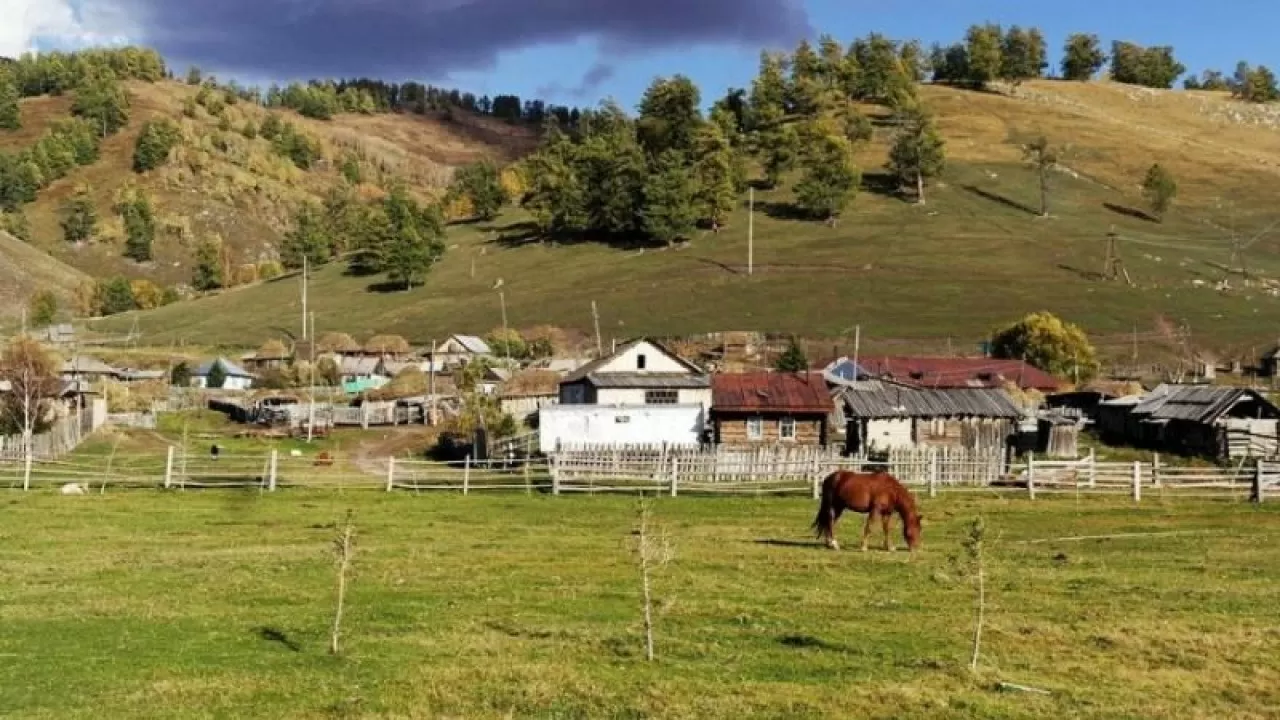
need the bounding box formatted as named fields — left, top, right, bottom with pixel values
left=329, top=511, right=355, bottom=656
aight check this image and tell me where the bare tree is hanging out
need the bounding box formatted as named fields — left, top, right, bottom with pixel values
left=632, top=497, right=674, bottom=662
left=0, top=336, right=59, bottom=491
left=330, top=510, right=355, bottom=655
left=1022, top=135, right=1060, bottom=217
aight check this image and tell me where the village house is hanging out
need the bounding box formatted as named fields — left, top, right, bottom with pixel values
left=539, top=338, right=711, bottom=452
left=242, top=340, right=291, bottom=372
left=825, top=356, right=1063, bottom=393
left=710, top=372, right=835, bottom=447
left=498, top=369, right=561, bottom=427
left=362, top=335, right=413, bottom=361
left=339, top=357, right=390, bottom=394
left=835, top=379, right=1025, bottom=455
left=60, top=355, right=121, bottom=383
left=190, top=358, right=255, bottom=391
left=435, top=334, right=492, bottom=368
left=1098, top=384, right=1280, bottom=460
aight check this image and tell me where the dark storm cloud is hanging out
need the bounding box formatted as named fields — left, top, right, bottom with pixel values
left=122, top=0, right=812, bottom=80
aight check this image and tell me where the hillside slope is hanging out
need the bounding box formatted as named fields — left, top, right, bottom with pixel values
left=1, top=80, right=537, bottom=286
left=0, top=229, right=89, bottom=321
left=81, top=79, right=1280, bottom=357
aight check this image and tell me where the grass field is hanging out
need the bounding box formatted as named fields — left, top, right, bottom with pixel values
left=84, top=80, right=1280, bottom=356
left=2, top=490, right=1278, bottom=719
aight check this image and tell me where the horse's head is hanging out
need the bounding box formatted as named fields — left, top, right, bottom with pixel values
left=904, top=513, right=923, bottom=551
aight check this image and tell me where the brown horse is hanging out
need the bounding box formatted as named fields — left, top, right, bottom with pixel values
left=812, top=471, right=922, bottom=552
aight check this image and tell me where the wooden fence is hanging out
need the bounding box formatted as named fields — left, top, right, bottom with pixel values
left=6, top=444, right=1280, bottom=503
left=0, top=411, right=93, bottom=462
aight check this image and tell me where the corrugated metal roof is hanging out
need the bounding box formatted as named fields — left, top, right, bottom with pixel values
left=838, top=381, right=1023, bottom=419
left=1136, top=384, right=1279, bottom=424
left=563, top=338, right=704, bottom=383
left=451, top=335, right=492, bottom=355
left=583, top=372, right=710, bottom=389
left=712, top=372, right=833, bottom=413
left=194, top=358, right=254, bottom=378
left=61, top=355, right=119, bottom=375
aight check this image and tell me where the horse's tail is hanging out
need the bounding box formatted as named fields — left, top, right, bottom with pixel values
left=812, top=472, right=838, bottom=539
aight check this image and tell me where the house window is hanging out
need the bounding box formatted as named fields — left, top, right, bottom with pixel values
left=637, top=354, right=647, bottom=370
left=645, top=389, right=678, bottom=405
left=747, top=417, right=764, bottom=440
left=780, top=417, right=797, bottom=441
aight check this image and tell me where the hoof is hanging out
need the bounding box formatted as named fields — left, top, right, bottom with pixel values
left=860, top=544, right=868, bottom=552
left=826, top=539, right=840, bottom=551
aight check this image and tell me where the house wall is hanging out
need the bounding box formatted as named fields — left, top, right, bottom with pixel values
left=501, top=395, right=557, bottom=426
left=539, top=404, right=705, bottom=453
left=858, top=418, right=915, bottom=451
left=596, top=387, right=712, bottom=410
left=714, top=413, right=825, bottom=446
left=193, top=375, right=253, bottom=391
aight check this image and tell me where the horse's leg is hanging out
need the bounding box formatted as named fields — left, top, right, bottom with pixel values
left=861, top=509, right=876, bottom=552
left=882, top=511, right=894, bottom=552
left=827, top=506, right=844, bottom=550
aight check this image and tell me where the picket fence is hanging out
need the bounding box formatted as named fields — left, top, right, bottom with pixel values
left=0, top=411, right=93, bottom=462
left=5, top=444, right=1280, bottom=503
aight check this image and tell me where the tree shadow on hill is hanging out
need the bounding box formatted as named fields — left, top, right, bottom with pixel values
left=365, top=281, right=413, bottom=294
left=483, top=220, right=659, bottom=250
left=961, top=184, right=1040, bottom=217
left=757, top=200, right=815, bottom=221
left=1057, top=264, right=1107, bottom=281
left=253, top=626, right=302, bottom=652
left=861, top=171, right=905, bottom=201
left=1103, top=202, right=1158, bottom=223
left=778, top=634, right=858, bottom=654
left=445, top=216, right=489, bottom=228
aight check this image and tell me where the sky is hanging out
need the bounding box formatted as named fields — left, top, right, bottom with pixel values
left=3, top=0, right=1279, bottom=109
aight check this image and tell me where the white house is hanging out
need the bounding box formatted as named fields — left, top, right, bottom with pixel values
left=436, top=334, right=492, bottom=368
left=191, top=358, right=255, bottom=391
left=539, top=339, right=711, bottom=452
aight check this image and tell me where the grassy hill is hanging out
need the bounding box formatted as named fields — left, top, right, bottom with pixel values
left=83, top=79, right=1280, bottom=360
left=0, top=229, right=89, bottom=320
left=0, top=79, right=536, bottom=288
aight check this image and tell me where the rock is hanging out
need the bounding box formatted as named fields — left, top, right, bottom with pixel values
left=60, top=483, right=86, bottom=495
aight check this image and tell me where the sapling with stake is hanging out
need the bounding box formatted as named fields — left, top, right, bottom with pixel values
left=632, top=496, right=674, bottom=662
left=961, top=516, right=987, bottom=672
left=329, top=510, right=355, bottom=655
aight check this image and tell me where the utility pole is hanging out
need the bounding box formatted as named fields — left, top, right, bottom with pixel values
left=1103, top=228, right=1132, bottom=286
left=591, top=300, right=603, bottom=357
left=747, top=187, right=754, bottom=276
left=307, top=312, right=316, bottom=443
left=499, top=291, right=509, bottom=363
left=301, top=256, right=309, bottom=340
left=852, top=325, right=861, bottom=383
left=428, top=338, right=437, bottom=426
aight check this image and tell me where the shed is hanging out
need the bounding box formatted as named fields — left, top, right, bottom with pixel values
left=498, top=370, right=561, bottom=427
left=837, top=380, right=1023, bottom=455
left=1130, top=384, right=1280, bottom=459
left=711, top=372, right=834, bottom=446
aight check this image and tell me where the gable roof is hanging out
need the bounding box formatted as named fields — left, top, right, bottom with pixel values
left=713, top=372, right=834, bottom=414
left=340, top=357, right=383, bottom=376
left=1134, top=384, right=1280, bottom=424
left=838, top=380, right=1024, bottom=420
left=449, top=334, right=492, bottom=355
left=857, top=356, right=1063, bottom=392
left=498, top=370, right=562, bottom=398
left=193, top=358, right=254, bottom=378
left=564, top=338, right=704, bottom=383
left=61, top=355, right=119, bottom=376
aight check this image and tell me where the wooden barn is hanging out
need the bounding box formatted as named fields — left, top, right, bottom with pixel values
left=710, top=372, right=834, bottom=447
left=835, top=380, right=1024, bottom=455
left=1114, top=384, right=1280, bottom=460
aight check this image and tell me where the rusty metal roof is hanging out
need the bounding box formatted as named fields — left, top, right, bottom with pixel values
left=712, top=372, right=834, bottom=414
left=856, top=357, right=1063, bottom=392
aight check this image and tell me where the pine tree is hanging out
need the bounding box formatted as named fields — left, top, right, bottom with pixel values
left=132, top=119, right=180, bottom=172
left=118, top=188, right=155, bottom=262
left=0, top=75, right=20, bottom=131
left=71, top=70, right=130, bottom=136
left=794, top=133, right=860, bottom=225
left=775, top=337, right=809, bottom=372
left=636, top=75, right=702, bottom=159
left=1141, top=163, right=1177, bottom=220
left=851, top=33, right=914, bottom=106
left=522, top=124, right=587, bottom=236
left=887, top=107, right=946, bottom=204
left=964, top=24, right=1004, bottom=88
left=1061, top=34, right=1107, bottom=81
left=1000, top=26, right=1047, bottom=88
left=281, top=202, right=333, bottom=269
left=59, top=188, right=97, bottom=244
left=690, top=123, right=737, bottom=231
left=749, top=52, right=798, bottom=187
left=642, top=149, right=698, bottom=246
left=192, top=239, right=224, bottom=290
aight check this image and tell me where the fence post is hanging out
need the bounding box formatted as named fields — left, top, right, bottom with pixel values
left=669, top=455, right=679, bottom=497
left=268, top=449, right=278, bottom=491
left=1131, top=461, right=1142, bottom=502
left=929, top=449, right=939, bottom=498
left=463, top=455, right=471, bottom=495
left=1252, top=461, right=1264, bottom=504
left=1152, top=453, right=1162, bottom=489
left=1088, top=448, right=1097, bottom=488
left=1027, top=454, right=1036, bottom=500
left=523, top=457, right=532, bottom=496
left=552, top=454, right=561, bottom=496
left=164, top=445, right=174, bottom=489
left=385, top=456, right=396, bottom=492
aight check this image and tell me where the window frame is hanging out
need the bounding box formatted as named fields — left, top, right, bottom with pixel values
left=644, top=389, right=678, bottom=405
left=780, top=416, right=797, bottom=441
left=746, top=416, right=764, bottom=441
